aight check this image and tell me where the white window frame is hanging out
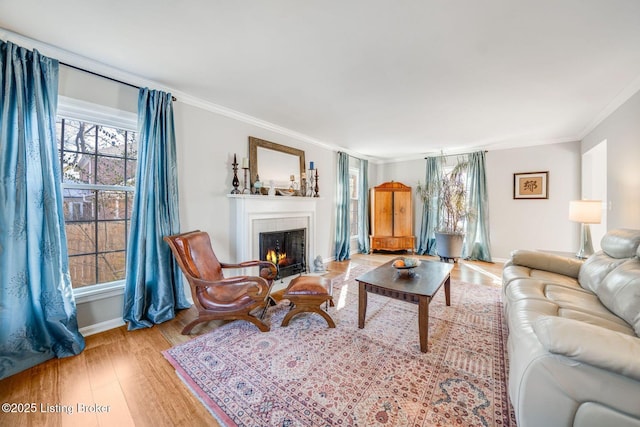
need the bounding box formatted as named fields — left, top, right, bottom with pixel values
left=57, top=96, right=137, bottom=303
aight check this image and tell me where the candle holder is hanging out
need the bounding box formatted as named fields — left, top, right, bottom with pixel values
left=231, top=154, right=240, bottom=194
left=313, top=168, right=320, bottom=197
left=307, top=169, right=314, bottom=197
left=300, top=176, right=307, bottom=197
left=242, top=167, right=250, bottom=194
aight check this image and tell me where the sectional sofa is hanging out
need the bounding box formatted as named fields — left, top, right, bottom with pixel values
left=502, top=228, right=640, bottom=427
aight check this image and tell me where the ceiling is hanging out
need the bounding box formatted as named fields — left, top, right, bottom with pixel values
left=2, top=0, right=640, bottom=161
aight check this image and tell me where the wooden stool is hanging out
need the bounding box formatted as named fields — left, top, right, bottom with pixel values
left=281, top=276, right=335, bottom=328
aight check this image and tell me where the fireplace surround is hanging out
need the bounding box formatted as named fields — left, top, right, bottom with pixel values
left=228, top=195, right=318, bottom=275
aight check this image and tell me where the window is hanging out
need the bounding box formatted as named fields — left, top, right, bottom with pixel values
left=56, top=107, right=137, bottom=290
left=349, top=166, right=359, bottom=238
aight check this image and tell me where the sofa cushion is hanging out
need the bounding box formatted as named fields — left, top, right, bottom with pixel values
left=503, top=264, right=580, bottom=289
left=580, top=229, right=640, bottom=293
left=578, top=252, right=628, bottom=293
left=598, top=258, right=640, bottom=336
left=510, top=250, right=582, bottom=278
left=505, top=279, right=635, bottom=335
left=532, top=316, right=640, bottom=381
left=600, top=228, right=640, bottom=259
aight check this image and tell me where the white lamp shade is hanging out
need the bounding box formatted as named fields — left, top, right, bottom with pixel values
left=569, top=200, right=602, bottom=224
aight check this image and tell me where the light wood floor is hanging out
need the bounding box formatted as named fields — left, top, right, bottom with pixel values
left=0, top=254, right=503, bottom=427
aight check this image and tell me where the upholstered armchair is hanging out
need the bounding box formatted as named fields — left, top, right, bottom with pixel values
left=164, top=230, right=277, bottom=334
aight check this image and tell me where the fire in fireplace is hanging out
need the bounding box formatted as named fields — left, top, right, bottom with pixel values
left=259, top=228, right=306, bottom=279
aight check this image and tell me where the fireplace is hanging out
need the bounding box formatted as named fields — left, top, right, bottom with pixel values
left=259, top=228, right=306, bottom=279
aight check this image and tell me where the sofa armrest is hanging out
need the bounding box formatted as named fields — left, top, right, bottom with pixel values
left=533, top=316, right=640, bottom=381
left=510, top=250, right=582, bottom=278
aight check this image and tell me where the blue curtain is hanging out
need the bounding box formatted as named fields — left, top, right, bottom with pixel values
left=357, top=158, right=370, bottom=254
left=462, top=151, right=492, bottom=262
left=0, top=40, right=85, bottom=379
left=334, top=152, right=350, bottom=261
left=123, top=88, right=189, bottom=330
left=416, top=157, right=442, bottom=255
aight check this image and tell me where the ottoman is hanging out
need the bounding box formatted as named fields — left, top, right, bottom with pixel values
left=281, top=276, right=335, bottom=328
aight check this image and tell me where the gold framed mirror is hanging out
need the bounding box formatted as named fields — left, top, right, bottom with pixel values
left=249, top=137, right=306, bottom=191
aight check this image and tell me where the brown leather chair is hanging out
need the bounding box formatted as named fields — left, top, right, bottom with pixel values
left=164, top=230, right=277, bottom=334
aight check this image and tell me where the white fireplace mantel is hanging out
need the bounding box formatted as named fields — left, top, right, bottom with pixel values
left=228, top=194, right=319, bottom=267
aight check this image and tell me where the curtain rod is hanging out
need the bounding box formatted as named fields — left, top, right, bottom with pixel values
left=424, top=150, right=488, bottom=159
left=59, top=61, right=177, bottom=102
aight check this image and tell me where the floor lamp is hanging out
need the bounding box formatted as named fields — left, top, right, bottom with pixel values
left=569, top=200, right=602, bottom=259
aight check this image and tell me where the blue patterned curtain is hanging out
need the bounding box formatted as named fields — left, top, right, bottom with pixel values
left=462, top=151, right=492, bottom=262
left=334, top=152, right=350, bottom=261
left=357, top=158, right=370, bottom=254
left=0, top=40, right=85, bottom=379
left=416, top=157, right=442, bottom=255
left=123, top=88, right=189, bottom=330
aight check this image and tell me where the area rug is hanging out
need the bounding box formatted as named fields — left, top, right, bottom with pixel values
left=163, top=264, right=517, bottom=426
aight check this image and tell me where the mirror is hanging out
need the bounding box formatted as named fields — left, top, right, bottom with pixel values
left=249, top=137, right=306, bottom=191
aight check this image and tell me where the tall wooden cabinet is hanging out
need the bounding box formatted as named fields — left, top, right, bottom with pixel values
left=370, top=181, right=415, bottom=252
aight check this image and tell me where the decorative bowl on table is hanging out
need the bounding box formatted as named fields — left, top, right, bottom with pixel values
left=392, top=257, right=420, bottom=273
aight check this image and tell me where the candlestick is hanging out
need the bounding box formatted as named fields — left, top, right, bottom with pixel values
left=313, top=168, right=319, bottom=197
left=231, top=154, right=240, bottom=194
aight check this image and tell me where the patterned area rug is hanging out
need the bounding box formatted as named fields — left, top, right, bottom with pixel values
left=163, top=264, right=516, bottom=426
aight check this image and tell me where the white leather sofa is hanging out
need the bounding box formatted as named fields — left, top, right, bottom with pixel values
left=502, top=228, right=640, bottom=427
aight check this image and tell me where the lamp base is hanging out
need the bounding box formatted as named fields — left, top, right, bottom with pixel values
left=576, top=223, right=594, bottom=259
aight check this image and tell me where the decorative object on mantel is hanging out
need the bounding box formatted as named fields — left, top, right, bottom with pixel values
left=249, top=136, right=305, bottom=196
left=230, top=154, right=240, bottom=194
left=313, top=168, right=320, bottom=197
left=252, top=174, right=262, bottom=195
left=241, top=157, right=250, bottom=194
left=300, top=172, right=307, bottom=196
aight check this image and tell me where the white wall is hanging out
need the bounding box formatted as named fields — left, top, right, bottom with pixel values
left=376, top=142, right=582, bottom=260
left=486, top=142, right=581, bottom=259
left=581, top=89, right=640, bottom=231
left=173, top=102, right=338, bottom=263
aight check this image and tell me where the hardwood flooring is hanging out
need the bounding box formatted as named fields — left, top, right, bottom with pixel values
left=0, top=254, right=503, bottom=427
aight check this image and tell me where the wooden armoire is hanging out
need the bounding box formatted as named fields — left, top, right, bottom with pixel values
left=369, top=181, right=415, bottom=252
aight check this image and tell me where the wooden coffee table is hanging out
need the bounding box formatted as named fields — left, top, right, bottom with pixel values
left=356, top=258, right=454, bottom=353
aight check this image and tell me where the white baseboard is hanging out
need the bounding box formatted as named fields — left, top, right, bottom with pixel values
left=79, top=318, right=125, bottom=337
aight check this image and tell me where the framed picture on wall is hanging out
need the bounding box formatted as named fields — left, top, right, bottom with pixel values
left=513, top=171, right=548, bottom=199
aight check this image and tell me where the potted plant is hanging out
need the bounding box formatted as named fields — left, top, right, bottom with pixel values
left=416, top=159, right=472, bottom=262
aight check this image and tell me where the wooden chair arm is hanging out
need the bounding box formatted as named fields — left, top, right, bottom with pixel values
left=219, top=260, right=277, bottom=281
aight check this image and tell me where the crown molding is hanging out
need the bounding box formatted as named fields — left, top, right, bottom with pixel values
left=0, top=28, right=378, bottom=160
left=579, top=72, right=640, bottom=139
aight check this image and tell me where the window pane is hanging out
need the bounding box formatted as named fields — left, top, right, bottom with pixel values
left=97, top=157, right=125, bottom=186
left=126, top=158, right=137, bottom=186
left=98, top=252, right=126, bottom=283
left=350, top=199, right=359, bottom=236
left=61, top=120, right=96, bottom=154
left=97, top=126, right=126, bottom=156
left=97, top=221, right=127, bottom=252
left=63, top=189, right=95, bottom=221
left=62, top=151, right=95, bottom=184
left=126, top=131, right=137, bottom=160
left=68, top=255, right=96, bottom=288
left=350, top=173, right=358, bottom=199
left=66, top=222, right=96, bottom=255
left=98, top=191, right=128, bottom=220
left=126, top=193, right=134, bottom=220
left=58, top=114, right=136, bottom=289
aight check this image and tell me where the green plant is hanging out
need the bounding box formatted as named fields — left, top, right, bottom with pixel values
left=416, top=158, right=471, bottom=234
